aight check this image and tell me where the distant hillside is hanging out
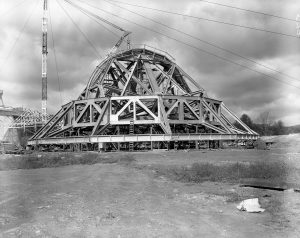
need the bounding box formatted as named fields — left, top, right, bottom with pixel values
left=248, top=123, right=300, bottom=136
left=285, top=124, right=300, bottom=134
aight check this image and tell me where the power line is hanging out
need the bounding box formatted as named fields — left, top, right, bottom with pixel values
left=104, top=0, right=299, bottom=39
left=56, top=0, right=102, bottom=59
left=0, top=0, right=39, bottom=72
left=198, top=0, right=297, bottom=22
left=66, top=0, right=300, bottom=91
left=49, top=1, right=63, bottom=104
left=103, top=0, right=300, bottom=84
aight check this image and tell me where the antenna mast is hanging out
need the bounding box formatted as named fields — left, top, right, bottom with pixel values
left=0, top=90, right=4, bottom=107
left=42, top=0, right=48, bottom=123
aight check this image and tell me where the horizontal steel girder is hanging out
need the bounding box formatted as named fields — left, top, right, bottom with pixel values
left=28, top=133, right=259, bottom=145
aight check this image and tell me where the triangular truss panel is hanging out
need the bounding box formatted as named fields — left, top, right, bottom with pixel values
left=29, top=45, right=258, bottom=150
left=9, top=108, right=52, bottom=129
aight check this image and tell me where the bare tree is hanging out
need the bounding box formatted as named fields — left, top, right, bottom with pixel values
left=257, top=111, right=274, bottom=135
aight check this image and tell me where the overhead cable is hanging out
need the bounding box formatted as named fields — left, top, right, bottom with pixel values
left=104, top=0, right=299, bottom=39
left=0, top=0, right=39, bottom=72
left=64, top=0, right=126, bottom=32
left=197, top=0, right=297, bottom=22
left=71, top=6, right=120, bottom=38
left=64, top=0, right=119, bottom=38
left=0, top=0, right=32, bottom=19
left=66, top=0, right=300, bottom=90
left=104, top=0, right=300, bottom=84
left=56, top=0, right=102, bottom=59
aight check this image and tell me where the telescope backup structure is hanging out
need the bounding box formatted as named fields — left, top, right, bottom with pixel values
left=28, top=45, right=258, bottom=151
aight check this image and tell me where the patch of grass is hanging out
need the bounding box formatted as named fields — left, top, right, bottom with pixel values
left=150, top=161, right=288, bottom=184
left=0, top=152, right=135, bottom=171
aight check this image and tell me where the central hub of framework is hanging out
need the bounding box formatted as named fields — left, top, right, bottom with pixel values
left=29, top=46, right=258, bottom=151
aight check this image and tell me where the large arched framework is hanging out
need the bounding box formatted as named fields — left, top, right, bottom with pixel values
left=29, top=45, right=258, bottom=151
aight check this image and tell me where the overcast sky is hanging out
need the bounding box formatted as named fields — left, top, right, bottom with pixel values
left=0, top=0, right=299, bottom=126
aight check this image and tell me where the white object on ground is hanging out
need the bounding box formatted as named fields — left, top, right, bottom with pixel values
left=237, top=198, right=265, bottom=213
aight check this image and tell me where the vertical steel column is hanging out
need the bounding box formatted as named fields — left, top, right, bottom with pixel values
left=42, top=0, right=48, bottom=123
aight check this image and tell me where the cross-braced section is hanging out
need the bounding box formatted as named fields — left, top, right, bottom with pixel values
left=10, top=108, right=52, bottom=129
left=29, top=46, right=258, bottom=151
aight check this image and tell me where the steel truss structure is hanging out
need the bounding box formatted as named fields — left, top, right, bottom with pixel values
left=29, top=45, right=258, bottom=151
left=9, top=108, right=52, bottom=130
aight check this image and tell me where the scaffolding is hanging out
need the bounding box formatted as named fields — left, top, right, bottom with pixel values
left=9, top=108, right=52, bottom=130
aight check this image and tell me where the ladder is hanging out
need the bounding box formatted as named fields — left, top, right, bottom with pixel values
left=129, top=120, right=134, bottom=151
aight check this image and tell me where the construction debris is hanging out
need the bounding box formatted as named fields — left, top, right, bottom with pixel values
left=237, top=198, right=265, bottom=213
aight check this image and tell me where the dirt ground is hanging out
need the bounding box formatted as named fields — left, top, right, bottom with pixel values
left=1, top=136, right=300, bottom=237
